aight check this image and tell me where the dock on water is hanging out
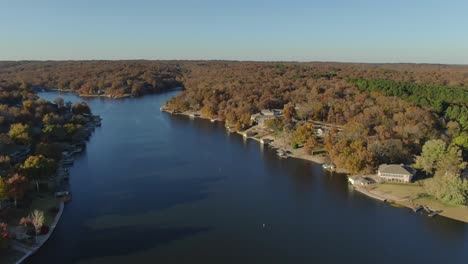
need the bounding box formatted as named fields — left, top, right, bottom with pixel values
left=423, top=205, right=432, bottom=213
left=428, top=210, right=442, bottom=218
left=413, top=205, right=423, bottom=213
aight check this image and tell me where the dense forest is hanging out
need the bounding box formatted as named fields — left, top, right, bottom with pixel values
left=0, top=60, right=467, bottom=206
left=0, top=82, right=95, bottom=248
left=0, top=61, right=183, bottom=98
left=165, top=61, right=467, bottom=204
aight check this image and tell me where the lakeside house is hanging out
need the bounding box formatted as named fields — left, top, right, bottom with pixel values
left=250, top=109, right=283, bottom=126
left=378, top=164, right=415, bottom=183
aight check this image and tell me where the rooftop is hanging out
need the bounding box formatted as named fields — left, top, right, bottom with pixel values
left=378, top=164, right=414, bottom=176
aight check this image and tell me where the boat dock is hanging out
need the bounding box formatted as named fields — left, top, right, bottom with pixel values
left=428, top=210, right=442, bottom=218
left=413, top=205, right=423, bottom=213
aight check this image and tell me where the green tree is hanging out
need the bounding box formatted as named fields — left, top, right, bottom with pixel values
left=20, top=155, right=57, bottom=191
left=35, top=143, right=62, bottom=161
left=43, top=124, right=66, bottom=141
left=8, top=123, right=33, bottom=145
left=424, top=174, right=468, bottom=205
left=414, top=139, right=447, bottom=174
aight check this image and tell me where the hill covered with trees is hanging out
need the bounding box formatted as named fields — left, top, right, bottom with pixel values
left=0, top=61, right=183, bottom=98
left=0, top=81, right=97, bottom=249
left=1, top=60, right=467, bottom=205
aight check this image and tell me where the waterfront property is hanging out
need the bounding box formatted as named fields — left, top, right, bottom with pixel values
left=348, top=176, right=370, bottom=186
left=250, top=109, right=282, bottom=126
left=378, top=164, right=415, bottom=183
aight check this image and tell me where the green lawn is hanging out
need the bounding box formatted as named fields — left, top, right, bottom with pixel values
left=7, top=191, right=60, bottom=226
left=372, top=181, right=468, bottom=222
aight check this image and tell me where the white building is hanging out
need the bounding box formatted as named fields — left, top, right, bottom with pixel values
left=378, top=164, right=415, bottom=183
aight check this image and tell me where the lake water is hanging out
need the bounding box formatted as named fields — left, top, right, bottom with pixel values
left=26, top=91, right=467, bottom=264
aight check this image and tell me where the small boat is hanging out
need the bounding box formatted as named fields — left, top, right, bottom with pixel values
left=322, top=163, right=336, bottom=171
left=70, top=148, right=83, bottom=155
left=55, top=191, right=70, bottom=198
left=277, top=149, right=288, bottom=158
left=61, top=159, right=74, bottom=165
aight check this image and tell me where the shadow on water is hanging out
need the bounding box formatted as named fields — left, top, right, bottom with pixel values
left=25, top=175, right=217, bottom=263
left=28, top=91, right=468, bottom=264
left=86, top=176, right=223, bottom=216
left=26, top=224, right=209, bottom=264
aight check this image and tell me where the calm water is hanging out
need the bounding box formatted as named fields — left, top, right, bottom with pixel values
left=26, top=91, right=467, bottom=264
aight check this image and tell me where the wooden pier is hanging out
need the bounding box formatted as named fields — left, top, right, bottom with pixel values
left=413, top=205, right=423, bottom=213
left=428, top=210, right=442, bottom=218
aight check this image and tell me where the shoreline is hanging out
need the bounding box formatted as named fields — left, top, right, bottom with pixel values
left=353, top=182, right=468, bottom=223
left=163, top=109, right=468, bottom=223
left=45, top=86, right=184, bottom=100
left=164, top=109, right=344, bottom=169
left=3, top=112, right=102, bottom=263
left=13, top=202, right=65, bottom=264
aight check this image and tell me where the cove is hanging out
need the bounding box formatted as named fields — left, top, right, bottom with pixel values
left=25, top=90, right=467, bottom=264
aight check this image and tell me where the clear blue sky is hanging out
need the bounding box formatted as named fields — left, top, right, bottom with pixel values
left=1, top=0, right=467, bottom=63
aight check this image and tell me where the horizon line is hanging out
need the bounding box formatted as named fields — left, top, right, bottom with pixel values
left=1, top=59, right=467, bottom=66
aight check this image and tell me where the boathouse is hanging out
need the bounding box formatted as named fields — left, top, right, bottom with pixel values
left=378, top=164, right=415, bottom=183
left=348, top=176, right=370, bottom=186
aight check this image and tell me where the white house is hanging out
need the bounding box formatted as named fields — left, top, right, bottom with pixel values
left=378, top=164, right=415, bottom=183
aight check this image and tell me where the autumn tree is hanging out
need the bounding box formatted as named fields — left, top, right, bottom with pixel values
left=8, top=123, right=33, bottom=145
left=54, top=97, right=64, bottom=107
left=6, top=174, right=28, bottom=207
left=20, top=210, right=45, bottom=241
left=71, top=102, right=91, bottom=115
left=20, top=155, right=57, bottom=191
left=0, top=177, right=7, bottom=209
left=304, top=137, right=318, bottom=155
left=42, top=124, right=66, bottom=141
left=0, top=156, right=11, bottom=175
left=292, top=124, right=315, bottom=145
left=283, top=103, right=296, bottom=122
left=0, top=223, right=9, bottom=249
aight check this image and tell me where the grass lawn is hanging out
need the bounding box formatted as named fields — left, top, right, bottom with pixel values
left=6, top=191, right=60, bottom=226
left=372, top=182, right=424, bottom=200
left=371, top=181, right=468, bottom=223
